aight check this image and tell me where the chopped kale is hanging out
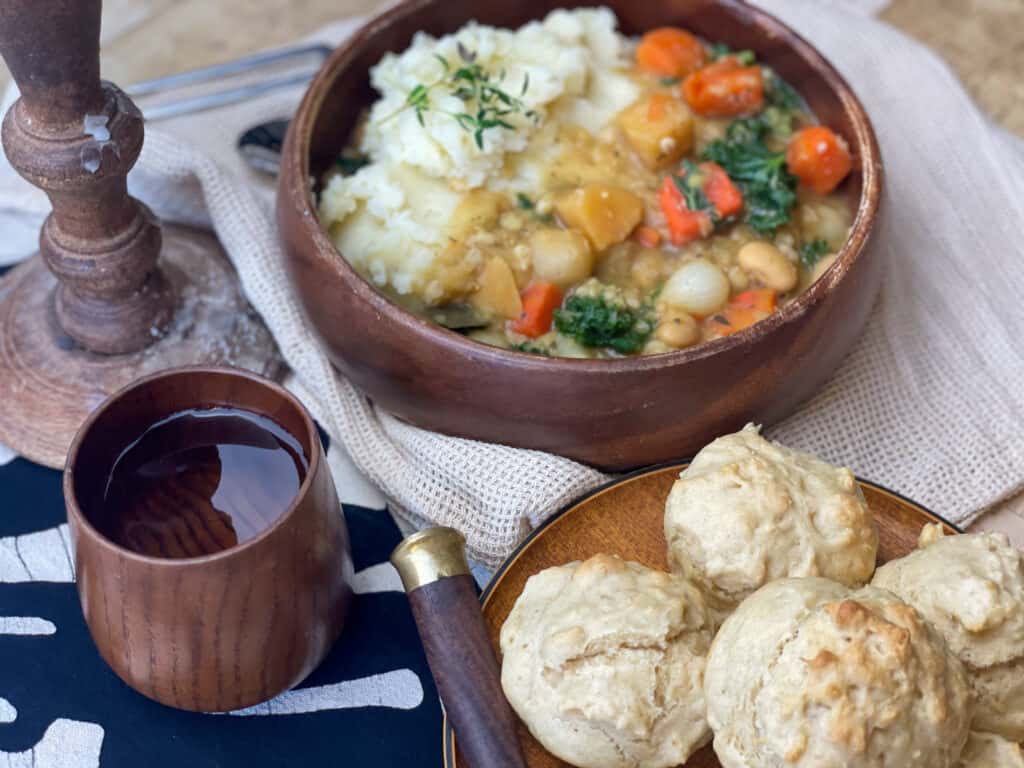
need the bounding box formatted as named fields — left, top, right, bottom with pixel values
left=429, top=303, right=489, bottom=331
left=514, top=193, right=554, bottom=224
left=761, top=105, right=796, bottom=140
left=708, top=43, right=756, bottom=65
left=724, top=115, right=771, bottom=145
left=335, top=153, right=370, bottom=175
left=708, top=42, right=731, bottom=60
left=765, top=70, right=801, bottom=110
left=673, top=160, right=719, bottom=222
left=512, top=341, right=550, bottom=356
left=554, top=292, right=652, bottom=354
left=799, top=239, right=831, bottom=269
left=660, top=76, right=682, bottom=86
left=726, top=106, right=792, bottom=145
left=702, top=117, right=798, bottom=234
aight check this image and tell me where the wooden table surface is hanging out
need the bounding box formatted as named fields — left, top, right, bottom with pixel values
left=1, top=0, right=1022, bottom=544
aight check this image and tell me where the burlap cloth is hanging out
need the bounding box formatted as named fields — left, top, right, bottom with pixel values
left=2, top=0, right=1023, bottom=567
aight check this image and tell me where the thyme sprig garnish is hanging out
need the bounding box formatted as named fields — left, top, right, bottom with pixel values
left=515, top=193, right=555, bottom=224
left=387, top=42, right=538, bottom=149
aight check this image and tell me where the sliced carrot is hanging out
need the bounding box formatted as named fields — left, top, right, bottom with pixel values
left=635, top=226, right=662, bottom=248
left=682, top=58, right=764, bottom=117
left=710, top=290, right=777, bottom=335
left=701, top=162, right=744, bottom=218
left=725, top=304, right=769, bottom=333
left=509, top=282, right=563, bottom=338
left=786, top=126, right=852, bottom=194
left=659, top=176, right=713, bottom=246
left=658, top=163, right=743, bottom=246
left=636, top=28, right=708, bottom=79
left=709, top=303, right=771, bottom=336
left=732, top=288, right=777, bottom=313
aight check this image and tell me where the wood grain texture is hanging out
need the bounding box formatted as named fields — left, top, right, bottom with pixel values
left=97, top=406, right=307, bottom=558
left=63, top=367, right=354, bottom=712
left=445, top=464, right=958, bottom=768
left=0, top=0, right=282, bottom=468
left=278, top=0, right=883, bottom=471
left=0, top=0, right=174, bottom=354
left=410, top=575, right=527, bottom=768
left=0, top=227, right=281, bottom=469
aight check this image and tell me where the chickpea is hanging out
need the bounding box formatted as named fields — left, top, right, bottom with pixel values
left=631, top=248, right=666, bottom=292
left=737, top=241, right=798, bottom=292
left=655, top=310, right=701, bottom=349
left=643, top=338, right=673, bottom=355
left=798, top=201, right=851, bottom=245
left=727, top=265, right=749, bottom=292
left=660, top=258, right=731, bottom=316
left=530, top=229, right=594, bottom=289
left=810, top=253, right=838, bottom=283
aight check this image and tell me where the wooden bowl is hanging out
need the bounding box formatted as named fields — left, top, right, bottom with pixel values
left=443, top=464, right=958, bottom=768
left=278, top=0, right=883, bottom=471
left=64, top=366, right=354, bottom=712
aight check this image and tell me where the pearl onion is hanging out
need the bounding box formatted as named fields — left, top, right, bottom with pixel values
left=660, top=259, right=731, bottom=317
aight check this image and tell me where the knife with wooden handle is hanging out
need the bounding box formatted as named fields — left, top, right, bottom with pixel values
left=391, top=527, right=527, bottom=768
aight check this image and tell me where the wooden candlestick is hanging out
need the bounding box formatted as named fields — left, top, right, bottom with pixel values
left=0, top=0, right=280, bottom=468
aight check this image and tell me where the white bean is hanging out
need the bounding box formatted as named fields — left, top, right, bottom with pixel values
left=660, top=259, right=731, bottom=316
left=737, top=242, right=798, bottom=292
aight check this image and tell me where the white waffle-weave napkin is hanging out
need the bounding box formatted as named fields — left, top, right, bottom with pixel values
left=1, top=1, right=1022, bottom=566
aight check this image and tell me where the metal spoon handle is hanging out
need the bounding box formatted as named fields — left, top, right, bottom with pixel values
left=125, top=43, right=331, bottom=121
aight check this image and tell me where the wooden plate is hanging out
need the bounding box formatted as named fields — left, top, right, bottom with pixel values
left=443, top=463, right=960, bottom=768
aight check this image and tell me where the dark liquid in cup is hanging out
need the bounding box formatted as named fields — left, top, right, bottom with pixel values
left=96, top=407, right=308, bottom=558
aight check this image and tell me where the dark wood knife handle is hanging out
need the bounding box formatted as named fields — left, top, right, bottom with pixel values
left=408, top=574, right=526, bottom=768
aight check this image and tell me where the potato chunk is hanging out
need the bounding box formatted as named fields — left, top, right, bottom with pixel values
left=555, top=184, right=645, bottom=252
left=529, top=229, right=594, bottom=289
left=617, top=93, right=695, bottom=170
left=470, top=257, right=522, bottom=319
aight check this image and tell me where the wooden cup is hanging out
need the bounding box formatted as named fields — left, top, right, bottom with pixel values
left=63, top=366, right=354, bottom=712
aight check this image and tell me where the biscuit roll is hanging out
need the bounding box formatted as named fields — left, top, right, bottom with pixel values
left=391, top=527, right=526, bottom=768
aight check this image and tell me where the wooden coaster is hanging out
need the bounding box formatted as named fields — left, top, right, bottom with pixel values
left=0, top=225, right=281, bottom=469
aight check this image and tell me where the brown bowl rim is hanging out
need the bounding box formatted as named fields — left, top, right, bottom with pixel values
left=282, top=0, right=883, bottom=372
left=440, top=462, right=961, bottom=767
left=62, top=365, right=323, bottom=568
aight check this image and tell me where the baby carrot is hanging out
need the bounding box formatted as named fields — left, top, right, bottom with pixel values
left=786, top=126, right=852, bottom=194
left=636, top=28, right=708, bottom=79
left=682, top=58, right=764, bottom=117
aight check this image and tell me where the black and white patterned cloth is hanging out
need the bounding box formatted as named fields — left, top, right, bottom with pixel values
left=0, top=438, right=444, bottom=767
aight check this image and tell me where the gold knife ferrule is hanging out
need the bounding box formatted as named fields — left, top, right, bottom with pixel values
left=390, top=526, right=470, bottom=592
